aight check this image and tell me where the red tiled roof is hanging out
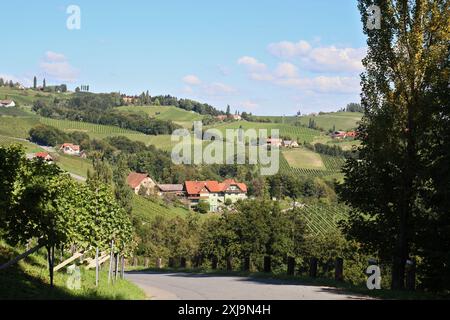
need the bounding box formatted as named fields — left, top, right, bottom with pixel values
left=185, top=179, right=247, bottom=195
left=127, top=172, right=149, bottom=189
left=61, top=143, right=80, bottom=151
left=35, top=152, right=51, bottom=159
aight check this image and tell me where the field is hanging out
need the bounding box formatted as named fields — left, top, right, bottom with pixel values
left=116, top=105, right=204, bottom=129
left=0, top=135, right=45, bottom=153
left=0, top=87, right=69, bottom=107
left=282, top=148, right=325, bottom=170
left=209, top=121, right=322, bottom=144
left=0, top=116, right=40, bottom=138
left=253, top=112, right=362, bottom=132
left=132, top=194, right=191, bottom=221
left=54, top=153, right=93, bottom=178
left=299, top=203, right=349, bottom=236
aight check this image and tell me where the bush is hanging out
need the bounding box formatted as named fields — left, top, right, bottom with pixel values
left=29, top=124, right=68, bottom=146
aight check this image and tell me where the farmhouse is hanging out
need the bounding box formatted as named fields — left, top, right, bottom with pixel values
left=34, top=152, right=53, bottom=162
left=282, top=140, right=299, bottom=148
left=331, top=131, right=357, bottom=139
left=60, top=143, right=80, bottom=155
left=215, top=115, right=228, bottom=121
left=185, top=179, right=247, bottom=212
left=127, top=172, right=156, bottom=195
left=157, top=184, right=185, bottom=197
left=0, top=100, right=15, bottom=107
left=266, top=138, right=282, bottom=148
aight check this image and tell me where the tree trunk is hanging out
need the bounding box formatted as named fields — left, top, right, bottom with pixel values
left=226, top=256, right=232, bottom=271
left=263, top=256, right=271, bottom=273
left=180, top=257, right=187, bottom=268
left=156, top=257, right=162, bottom=269
left=144, top=257, right=149, bottom=268
left=287, top=257, right=295, bottom=276
left=47, top=246, right=55, bottom=287
left=211, top=256, right=218, bottom=270
left=115, top=253, right=119, bottom=281
left=243, top=256, right=250, bottom=272
left=335, top=258, right=344, bottom=282
left=309, top=257, right=318, bottom=278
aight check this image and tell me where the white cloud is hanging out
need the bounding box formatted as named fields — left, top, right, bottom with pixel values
left=267, top=40, right=366, bottom=73
left=268, top=40, right=311, bottom=59
left=274, top=62, right=298, bottom=79
left=45, top=51, right=67, bottom=62
left=182, top=74, right=202, bottom=86
left=241, top=100, right=259, bottom=110
left=275, top=76, right=360, bottom=94
left=40, top=51, right=79, bottom=83
left=237, top=56, right=267, bottom=72
left=204, top=82, right=236, bottom=96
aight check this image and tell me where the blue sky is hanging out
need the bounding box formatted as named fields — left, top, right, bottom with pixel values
left=1, top=0, right=367, bottom=115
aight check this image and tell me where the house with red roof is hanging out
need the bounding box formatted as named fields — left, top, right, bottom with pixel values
left=126, top=172, right=156, bottom=195
left=184, top=179, right=247, bottom=212
left=34, top=152, right=53, bottom=162
left=60, top=143, right=81, bottom=156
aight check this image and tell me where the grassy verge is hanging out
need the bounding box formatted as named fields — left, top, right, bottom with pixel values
left=127, top=266, right=447, bottom=300
left=0, top=241, right=146, bottom=300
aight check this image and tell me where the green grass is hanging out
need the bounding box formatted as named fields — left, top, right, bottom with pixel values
left=116, top=105, right=204, bottom=129
left=0, top=116, right=40, bottom=138
left=54, top=153, right=93, bottom=178
left=282, top=148, right=326, bottom=170
left=253, top=112, right=363, bottom=132
left=0, top=136, right=45, bottom=153
left=0, top=87, right=68, bottom=107
left=132, top=194, right=191, bottom=222
left=0, top=240, right=146, bottom=300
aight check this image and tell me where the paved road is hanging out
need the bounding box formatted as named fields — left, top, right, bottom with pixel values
left=126, top=271, right=371, bottom=300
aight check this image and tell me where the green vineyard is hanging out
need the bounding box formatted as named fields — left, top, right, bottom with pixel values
left=279, top=153, right=342, bottom=177
left=299, top=203, right=349, bottom=236
left=320, top=154, right=346, bottom=171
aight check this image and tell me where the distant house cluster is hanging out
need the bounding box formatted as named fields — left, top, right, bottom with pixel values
left=126, top=172, right=248, bottom=212
left=266, top=138, right=299, bottom=149
left=331, top=131, right=357, bottom=139
left=31, top=152, right=53, bottom=163
left=0, top=100, right=15, bottom=107
left=215, top=114, right=242, bottom=121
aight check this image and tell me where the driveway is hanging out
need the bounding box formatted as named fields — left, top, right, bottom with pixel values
left=125, top=271, right=371, bottom=300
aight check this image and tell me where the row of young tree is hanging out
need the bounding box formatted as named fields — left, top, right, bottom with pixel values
left=0, top=145, right=133, bottom=286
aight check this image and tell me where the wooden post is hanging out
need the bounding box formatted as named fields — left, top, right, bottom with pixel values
left=335, top=258, right=344, bottom=282
left=263, top=256, right=271, bottom=273
left=180, top=257, right=187, bottom=268
left=226, top=256, right=233, bottom=271
left=120, top=256, right=125, bottom=279
left=406, top=260, right=416, bottom=291
left=211, top=256, right=218, bottom=270
left=0, top=244, right=43, bottom=270
left=95, top=247, right=99, bottom=287
left=309, top=257, right=318, bottom=278
left=156, top=257, right=162, bottom=269
left=287, top=257, right=295, bottom=275
left=115, top=253, right=119, bottom=281
left=108, top=240, right=114, bottom=284
left=243, top=256, right=250, bottom=272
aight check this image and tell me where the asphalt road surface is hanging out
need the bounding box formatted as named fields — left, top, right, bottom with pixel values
left=125, top=271, right=370, bottom=300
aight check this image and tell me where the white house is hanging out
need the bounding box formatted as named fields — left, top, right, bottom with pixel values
left=60, top=143, right=81, bottom=156
left=0, top=100, right=15, bottom=107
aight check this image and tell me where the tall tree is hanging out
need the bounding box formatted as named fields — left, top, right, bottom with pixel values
left=43, top=78, right=46, bottom=89
left=338, top=0, right=449, bottom=290
left=226, top=105, right=231, bottom=116
left=33, top=76, right=37, bottom=89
